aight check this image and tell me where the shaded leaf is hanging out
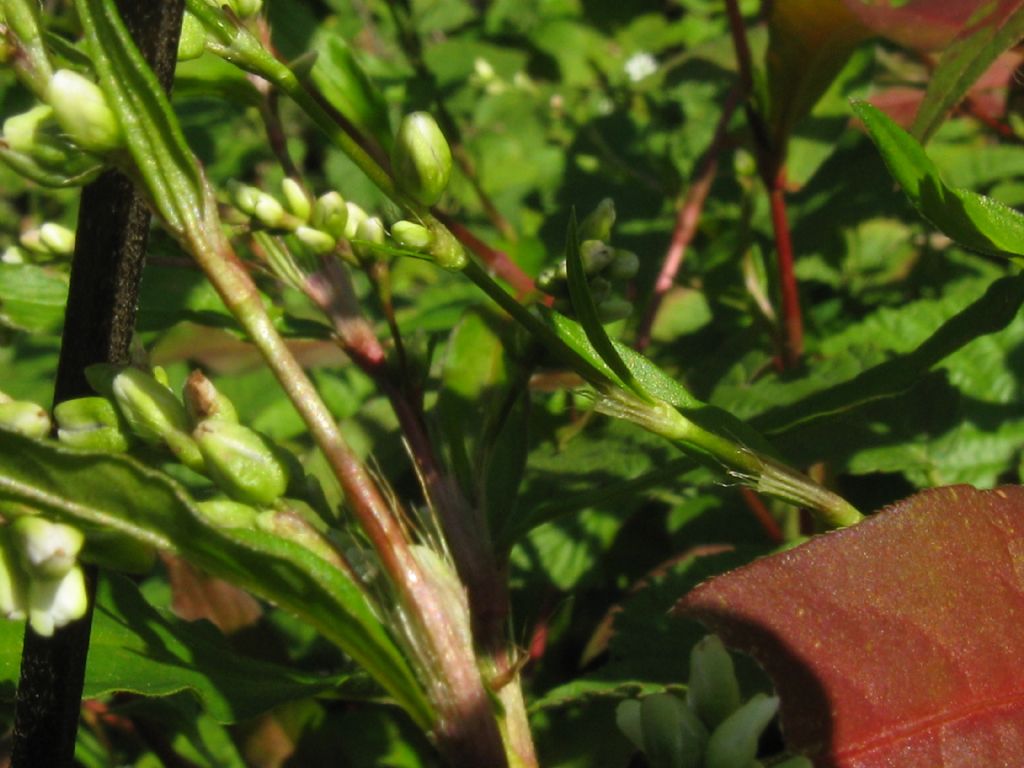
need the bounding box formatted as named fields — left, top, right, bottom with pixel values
left=853, top=100, right=1024, bottom=258
left=679, top=485, right=1024, bottom=767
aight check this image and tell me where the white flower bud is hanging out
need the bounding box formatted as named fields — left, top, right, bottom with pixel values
left=281, top=177, right=311, bottom=221
left=28, top=565, right=88, bottom=637
left=39, top=222, right=75, bottom=255
left=11, top=517, right=84, bottom=579
left=391, top=220, right=433, bottom=251
left=46, top=70, right=123, bottom=154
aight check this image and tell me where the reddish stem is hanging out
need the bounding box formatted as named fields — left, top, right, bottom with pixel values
left=739, top=487, right=784, bottom=544
left=636, top=89, right=740, bottom=350
left=769, top=171, right=803, bottom=367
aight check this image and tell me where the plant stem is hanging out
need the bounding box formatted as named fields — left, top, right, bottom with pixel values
left=187, top=220, right=507, bottom=765
left=769, top=172, right=803, bottom=366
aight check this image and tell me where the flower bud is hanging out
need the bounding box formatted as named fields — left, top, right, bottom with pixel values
left=352, top=215, right=385, bottom=259
left=196, top=499, right=259, bottom=529
left=640, top=693, right=707, bottom=768
left=596, top=297, right=632, bottom=323
left=105, top=366, right=205, bottom=471
left=0, top=530, right=28, bottom=620
left=46, top=70, right=124, bottom=154
left=39, top=222, right=75, bottom=255
left=231, top=182, right=262, bottom=215
left=343, top=201, right=366, bottom=240
left=579, top=198, right=616, bottom=242
left=391, top=112, right=452, bottom=207
left=177, top=12, right=207, bottom=61
left=281, top=177, right=311, bottom=221
left=225, top=0, right=263, bottom=17
left=3, top=105, right=54, bottom=154
left=608, top=249, right=639, bottom=280
left=536, top=265, right=565, bottom=295
left=579, top=239, right=615, bottom=275
left=253, top=192, right=287, bottom=229
left=687, top=635, right=742, bottom=729
left=182, top=370, right=238, bottom=426
left=391, top=220, right=433, bottom=251
left=1, top=105, right=103, bottom=187
left=54, top=396, right=131, bottom=452
left=11, top=516, right=84, bottom=579
left=311, top=191, right=349, bottom=239
left=295, top=226, right=336, bottom=254
left=704, top=694, right=779, bottom=768
left=193, top=420, right=290, bottom=505
left=28, top=564, right=88, bottom=637
left=0, top=399, right=50, bottom=439
left=588, top=276, right=611, bottom=303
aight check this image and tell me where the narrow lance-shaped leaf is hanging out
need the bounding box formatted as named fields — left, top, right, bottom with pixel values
left=679, top=485, right=1024, bottom=767
left=0, top=429, right=433, bottom=729
left=853, top=100, right=1024, bottom=259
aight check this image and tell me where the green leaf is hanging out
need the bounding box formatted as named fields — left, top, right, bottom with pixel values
left=0, top=430, right=432, bottom=729
left=853, top=100, right=1024, bottom=258
left=311, top=33, right=392, bottom=151
left=911, top=3, right=1024, bottom=143
left=1, top=574, right=347, bottom=722
left=0, top=262, right=68, bottom=333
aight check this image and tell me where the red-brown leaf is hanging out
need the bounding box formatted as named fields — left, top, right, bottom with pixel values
left=677, top=485, right=1024, bottom=767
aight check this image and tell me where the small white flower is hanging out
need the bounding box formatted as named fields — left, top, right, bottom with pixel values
left=28, top=565, right=88, bottom=637
left=624, top=52, right=657, bottom=83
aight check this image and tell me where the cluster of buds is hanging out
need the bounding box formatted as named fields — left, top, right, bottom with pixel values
left=537, top=198, right=638, bottom=323
left=231, top=177, right=373, bottom=258
left=0, top=517, right=88, bottom=637
left=78, top=365, right=291, bottom=506
left=615, top=636, right=810, bottom=768
left=0, top=102, right=105, bottom=187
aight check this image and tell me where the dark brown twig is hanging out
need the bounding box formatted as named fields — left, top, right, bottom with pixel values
left=11, top=4, right=184, bottom=767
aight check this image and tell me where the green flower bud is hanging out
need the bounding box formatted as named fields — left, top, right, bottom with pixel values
left=39, top=222, right=75, bottom=255
left=311, top=191, right=349, bottom=239
left=3, top=105, right=54, bottom=154
left=704, top=694, right=779, bottom=768
left=11, top=516, right=84, bottom=579
left=641, top=693, right=707, bottom=768
left=106, top=366, right=205, bottom=471
left=253, top=192, right=287, bottom=229
left=224, top=0, right=263, bottom=17
left=194, top=420, right=290, bottom=505
left=295, top=226, right=336, bottom=254
left=196, top=498, right=260, bottom=529
left=182, top=370, right=238, bottom=426
left=392, top=112, right=452, bottom=207
left=343, top=201, right=366, bottom=240
left=596, top=297, right=633, bottom=323
left=352, top=215, right=385, bottom=259
left=588, top=276, right=611, bottom=303
left=579, top=240, right=615, bottom=275
left=177, top=12, right=207, bottom=61
left=281, top=177, right=311, bottom=221
left=46, top=69, right=124, bottom=154
left=608, top=249, right=639, bottom=280
left=0, top=530, right=28, bottom=620
left=0, top=400, right=51, bottom=439
left=231, top=182, right=262, bottom=215
left=579, top=198, right=616, bottom=242
left=391, top=220, right=433, bottom=251
left=28, top=564, right=88, bottom=637
left=54, top=396, right=131, bottom=452
left=687, top=635, right=742, bottom=729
